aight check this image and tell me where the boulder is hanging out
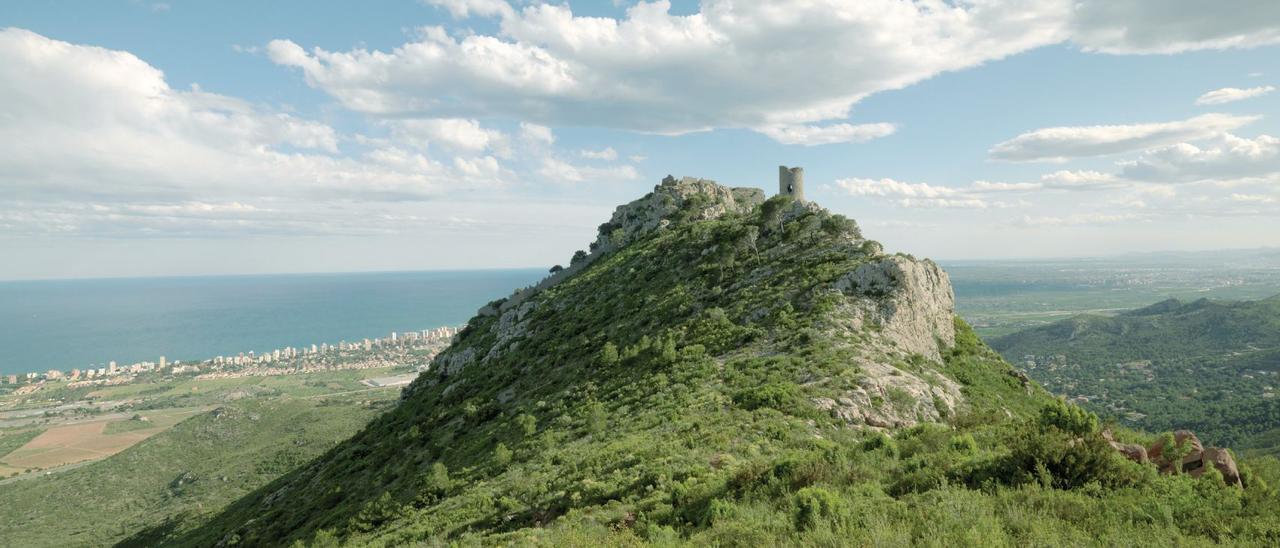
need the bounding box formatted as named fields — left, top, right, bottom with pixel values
left=1147, top=429, right=1203, bottom=472
left=1113, top=442, right=1149, bottom=463
left=1191, top=447, right=1242, bottom=487
left=1102, top=429, right=1148, bottom=463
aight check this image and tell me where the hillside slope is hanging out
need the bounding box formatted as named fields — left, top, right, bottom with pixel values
left=176, top=178, right=1280, bottom=547
left=990, top=295, right=1280, bottom=451
left=0, top=396, right=390, bottom=547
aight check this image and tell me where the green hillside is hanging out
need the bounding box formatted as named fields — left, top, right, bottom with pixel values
left=0, top=395, right=391, bottom=547
left=171, top=179, right=1280, bottom=546
left=990, top=295, right=1280, bottom=452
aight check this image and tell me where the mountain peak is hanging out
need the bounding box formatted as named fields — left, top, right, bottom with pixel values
left=179, top=173, right=1047, bottom=546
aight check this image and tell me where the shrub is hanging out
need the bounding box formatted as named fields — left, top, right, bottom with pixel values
left=418, top=462, right=450, bottom=502
left=733, top=383, right=801, bottom=413
left=950, top=433, right=978, bottom=455
left=515, top=413, right=538, bottom=438
left=994, top=419, right=1142, bottom=490
left=793, top=486, right=845, bottom=531
left=862, top=433, right=899, bottom=458
left=598, top=342, right=620, bottom=367
left=494, top=443, right=512, bottom=467
left=1038, top=400, right=1099, bottom=436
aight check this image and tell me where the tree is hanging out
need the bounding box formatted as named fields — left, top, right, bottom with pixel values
left=494, top=443, right=512, bottom=467
left=419, top=462, right=450, bottom=501
left=586, top=401, right=607, bottom=435
left=598, top=342, right=620, bottom=367
left=516, top=413, right=538, bottom=438
left=549, top=265, right=564, bottom=274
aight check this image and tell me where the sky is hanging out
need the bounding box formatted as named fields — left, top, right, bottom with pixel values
left=2, top=0, right=1280, bottom=280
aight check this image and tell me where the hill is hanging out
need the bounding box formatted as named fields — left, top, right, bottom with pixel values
left=989, top=295, right=1280, bottom=453
left=173, top=177, right=1280, bottom=546
left=0, top=395, right=392, bottom=547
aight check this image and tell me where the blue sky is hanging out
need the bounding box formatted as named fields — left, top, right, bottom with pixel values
left=2, top=0, right=1279, bottom=279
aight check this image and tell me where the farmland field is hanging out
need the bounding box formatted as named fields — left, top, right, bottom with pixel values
left=0, top=407, right=203, bottom=476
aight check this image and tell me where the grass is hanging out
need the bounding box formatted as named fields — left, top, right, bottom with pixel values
left=0, top=394, right=394, bottom=548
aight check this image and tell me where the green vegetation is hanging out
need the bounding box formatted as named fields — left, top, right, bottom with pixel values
left=165, top=189, right=1280, bottom=547
left=990, top=295, right=1280, bottom=453
left=946, top=250, right=1280, bottom=338
left=0, top=396, right=392, bottom=547
left=0, top=428, right=44, bottom=463
left=102, top=415, right=159, bottom=435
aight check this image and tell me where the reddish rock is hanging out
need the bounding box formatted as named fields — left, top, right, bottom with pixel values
left=1112, top=442, right=1148, bottom=463
left=1102, top=429, right=1149, bottom=463
left=1190, top=447, right=1242, bottom=487
left=1147, top=430, right=1203, bottom=473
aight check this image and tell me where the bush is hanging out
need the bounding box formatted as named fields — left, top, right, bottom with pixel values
left=494, top=443, right=512, bottom=467
left=418, top=462, right=450, bottom=502
left=733, top=383, right=801, bottom=413
left=994, top=418, right=1143, bottom=490
left=516, top=413, right=538, bottom=438
left=598, top=342, right=620, bottom=367
left=862, top=432, right=899, bottom=458
left=793, top=486, right=845, bottom=531
left=1038, top=400, right=1099, bottom=436
left=950, top=433, right=978, bottom=455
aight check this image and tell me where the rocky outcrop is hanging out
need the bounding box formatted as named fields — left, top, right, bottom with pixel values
left=812, top=358, right=962, bottom=430
left=431, top=175, right=962, bottom=428
left=1110, top=429, right=1242, bottom=487
left=835, top=255, right=957, bottom=361
left=1102, top=429, right=1148, bottom=463
left=445, top=175, right=767, bottom=378
left=1147, top=430, right=1204, bottom=471
left=592, top=175, right=764, bottom=254
left=1194, top=447, right=1242, bottom=486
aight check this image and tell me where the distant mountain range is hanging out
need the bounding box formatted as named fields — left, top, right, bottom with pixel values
left=991, top=294, right=1280, bottom=454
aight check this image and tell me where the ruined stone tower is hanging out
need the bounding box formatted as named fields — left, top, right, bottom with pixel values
left=779, top=165, right=804, bottom=202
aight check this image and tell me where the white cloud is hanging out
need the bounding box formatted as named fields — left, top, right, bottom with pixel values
left=424, top=0, right=514, bottom=19
left=628, top=155, right=647, bottom=163
left=1195, top=85, right=1276, bottom=105
left=989, top=113, right=1259, bottom=162
left=1014, top=212, right=1142, bottom=227
left=387, top=118, right=508, bottom=154
left=833, top=177, right=1022, bottom=209
left=969, top=173, right=1118, bottom=193
left=1120, top=133, right=1280, bottom=182
left=0, top=28, right=531, bottom=240
left=755, top=123, right=896, bottom=146
left=579, top=147, right=618, bottom=161
left=519, top=122, right=555, bottom=145
left=538, top=158, right=639, bottom=183
left=835, top=177, right=962, bottom=199
left=1037, top=170, right=1130, bottom=190
left=1069, top=0, right=1280, bottom=54
left=266, top=1, right=1071, bottom=133
left=1231, top=193, right=1276, bottom=203
left=263, top=1, right=1280, bottom=136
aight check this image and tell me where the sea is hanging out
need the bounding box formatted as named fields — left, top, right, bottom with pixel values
left=0, top=269, right=545, bottom=376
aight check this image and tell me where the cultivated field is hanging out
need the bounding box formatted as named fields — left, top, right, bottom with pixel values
left=0, top=407, right=203, bottom=477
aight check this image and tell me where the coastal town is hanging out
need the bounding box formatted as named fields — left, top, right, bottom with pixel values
left=0, top=326, right=459, bottom=396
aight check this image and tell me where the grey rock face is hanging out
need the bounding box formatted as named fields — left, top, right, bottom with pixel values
left=835, top=255, right=956, bottom=361
left=593, top=175, right=765, bottom=254
left=812, top=358, right=962, bottom=430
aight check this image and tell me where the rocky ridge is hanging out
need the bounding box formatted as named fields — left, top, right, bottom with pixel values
left=432, top=174, right=964, bottom=429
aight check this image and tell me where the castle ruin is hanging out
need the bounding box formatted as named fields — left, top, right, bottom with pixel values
left=779, top=165, right=804, bottom=202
